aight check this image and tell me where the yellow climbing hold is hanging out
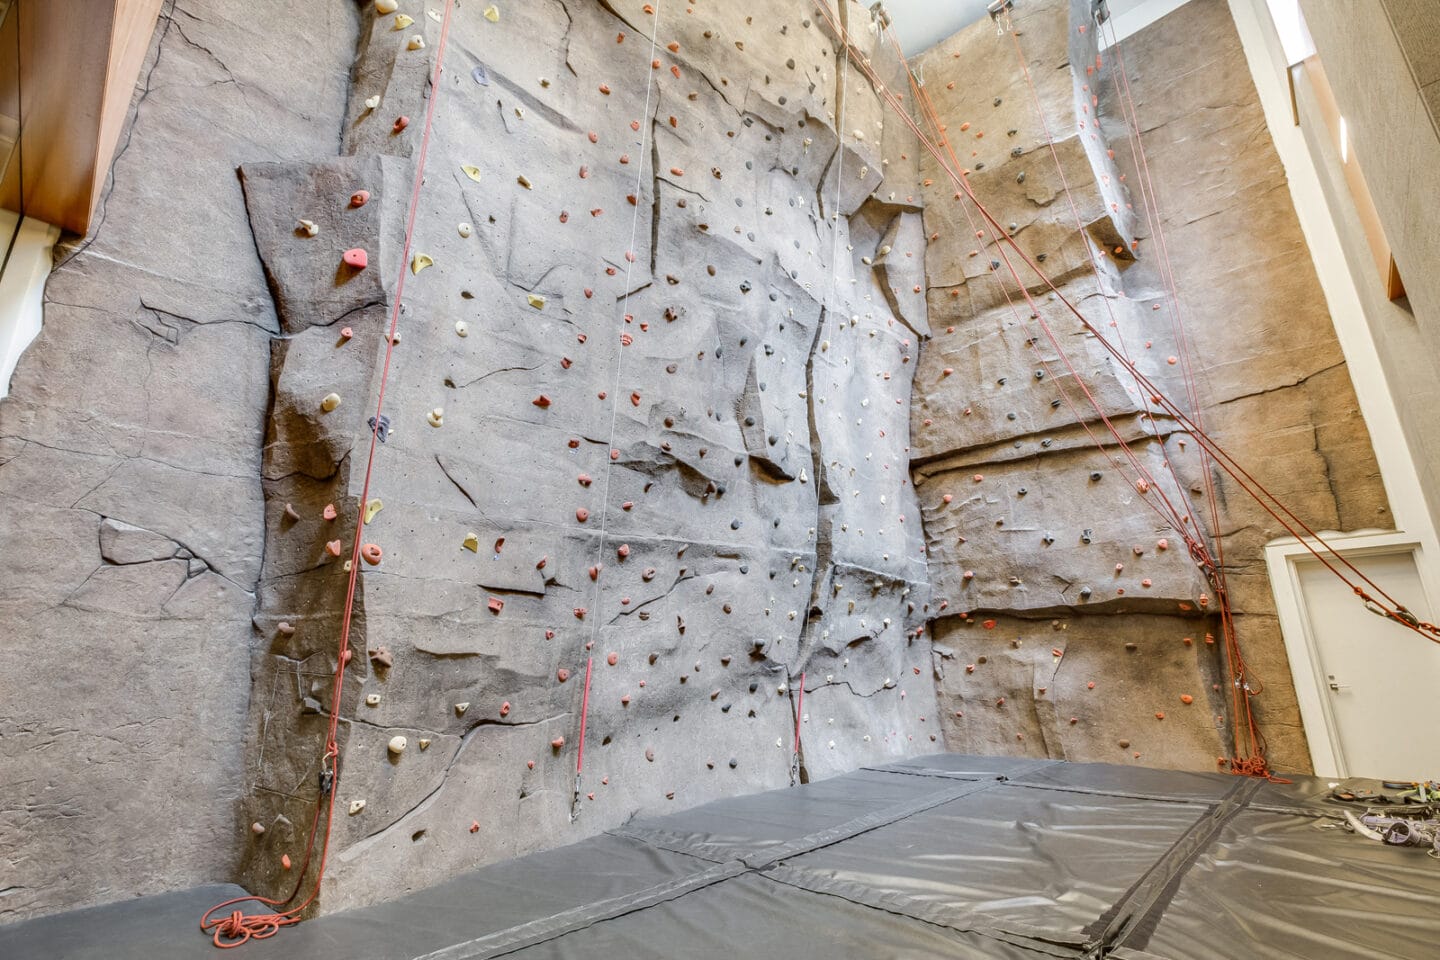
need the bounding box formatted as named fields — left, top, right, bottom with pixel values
left=364, top=498, right=384, bottom=523
left=462, top=532, right=480, bottom=552
left=462, top=164, right=482, bottom=182
left=411, top=252, right=434, bottom=274
left=527, top=293, right=546, bottom=310
left=321, top=392, right=342, bottom=412
left=393, top=13, right=413, bottom=29
left=483, top=4, right=500, bottom=22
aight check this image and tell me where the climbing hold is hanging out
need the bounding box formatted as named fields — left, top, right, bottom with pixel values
left=418, top=739, right=431, bottom=750
left=393, top=13, right=413, bottom=29
left=469, top=821, right=481, bottom=834
left=369, top=646, right=393, bottom=668
left=455, top=702, right=470, bottom=715
left=297, top=218, right=318, bottom=237
left=323, top=504, right=338, bottom=520
left=455, top=320, right=468, bottom=337
left=339, top=326, right=353, bottom=341
left=532, top=394, right=551, bottom=408
left=349, top=800, right=366, bottom=815
left=388, top=735, right=407, bottom=755
left=617, top=544, right=630, bottom=560
left=551, top=736, right=565, bottom=749
left=606, top=652, right=618, bottom=666
left=1155, top=712, right=1166, bottom=720
left=527, top=294, right=546, bottom=310
left=364, top=94, right=381, bottom=110
left=483, top=4, right=499, bottom=21
left=462, top=532, right=479, bottom=552
left=458, top=222, right=472, bottom=238
left=350, top=190, right=369, bottom=207
left=462, top=164, right=482, bottom=182
left=375, top=0, right=397, bottom=12
left=426, top=407, right=444, bottom=428
left=411, top=253, right=433, bottom=275
left=575, top=507, right=589, bottom=522
left=393, top=115, right=410, bottom=133
left=364, top=499, right=383, bottom=523
left=325, top=540, right=343, bottom=557
left=487, top=597, right=503, bottom=614
left=365, top=694, right=381, bottom=706
left=407, top=35, right=425, bottom=50
left=342, top=248, right=368, bottom=270
left=1180, top=694, right=1194, bottom=705
left=361, top=543, right=382, bottom=565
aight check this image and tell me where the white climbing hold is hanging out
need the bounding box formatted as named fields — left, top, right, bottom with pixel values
left=455, top=320, right=468, bottom=337
left=297, top=219, right=318, bottom=237
left=457, top=222, right=473, bottom=238
left=321, top=392, right=342, bottom=412
left=375, top=0, right=397, bottom=11
left=393, top=13, right=413, bottom=29
left=455, top=702, right=470, bottom=715
left=483, top=4, right=500, bottom=21
left=365, top=694, right=382, bottom=706
left=364, top=94, right=381, bottom=110
left=349, top=799, right=366, bottom=815
left=427, top=407, right=444, bottom=427
left=408, top=34, right=425, bottom=50
left=411, top=253, right=433, bottom=274
left=462, top=164, right=482, bottom=182
left=388, top=735, right=407, bottom=755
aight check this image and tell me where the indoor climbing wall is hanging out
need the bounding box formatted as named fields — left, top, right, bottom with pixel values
left=911, top=0, right=1389, bottom=771
left=236, top=0, right=937, bottom=914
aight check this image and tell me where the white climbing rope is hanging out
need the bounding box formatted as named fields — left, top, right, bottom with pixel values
left=572, top=0, right=664, bottom=822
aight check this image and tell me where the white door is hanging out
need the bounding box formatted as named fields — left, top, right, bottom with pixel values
left=1295, top=550, right=1440, bottom=780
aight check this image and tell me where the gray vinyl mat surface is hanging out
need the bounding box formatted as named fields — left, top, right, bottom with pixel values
left=3, top=754, right=1437, bottom=959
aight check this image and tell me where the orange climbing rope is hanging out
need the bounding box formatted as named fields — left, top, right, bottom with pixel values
left=199, top=0, right=457, bottom=946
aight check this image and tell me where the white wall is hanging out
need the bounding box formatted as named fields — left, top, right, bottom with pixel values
left=0, top=214, right=58, bottom=398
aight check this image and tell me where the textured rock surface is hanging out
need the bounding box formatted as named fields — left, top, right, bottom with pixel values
left=233, top=0, right=936, bottom=914
left=0, top=0, right=360, bottom=923
left=912, top=0, right=1389, bottom=774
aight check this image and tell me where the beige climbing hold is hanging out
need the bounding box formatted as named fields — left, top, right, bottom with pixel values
left=484, top=4, right=499, bottom=21
left=321, top=392, right=342, bottom=412
left=527, top=293, right=546, bottom=310
left=411, top=253, right=433, bottom=274
left=387, top=735, right=407, bottom=755
left=297, top=219, right=318, bottom=237
left=393, top=13, right=413, bottom=29
left=375, top=0, right=397, bottom=12
left=426, top=407, right=444, bottom=427
left=418, top=738, right=431, bottom=750
left=455, top=320, right=469, bottom=337
left=251, top=821, right=265, bottom=835
left=408, top=34, right=425, bottom=50
left=349, top=799, right=366, bottom=815
left=462, top=164, right=482, bottom=182
left=516, top=174, right=532, bottom=190
left=462, top=531, right=480, bottom=552
left=457, top=222, right=473, bottom=238
left=365, top=694, right=382, bottom=707
left=455, top=702, right=470, bottom=715
left=364, top=498, right=383, bottom=523
left=364, top=94, right=381, bottom=110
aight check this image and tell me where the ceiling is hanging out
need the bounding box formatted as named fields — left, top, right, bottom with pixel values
left=883, top=0, right=1163, bottom=55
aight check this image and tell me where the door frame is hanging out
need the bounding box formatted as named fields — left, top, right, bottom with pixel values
left=1265, top=529, right=1435, bottom=778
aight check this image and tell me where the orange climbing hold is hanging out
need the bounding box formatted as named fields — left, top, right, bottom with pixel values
left=360, top=543, right=382, bottom=565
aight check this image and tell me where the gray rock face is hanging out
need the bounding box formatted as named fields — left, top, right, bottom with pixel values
left=0, top=0, right=361, bottom=924
left=911, top=0, right=1389, bottom=773
left=232, top=0, right=936, bottom=914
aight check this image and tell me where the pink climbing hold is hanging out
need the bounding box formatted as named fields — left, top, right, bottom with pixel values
left=343, top=248, right=368, bottom=269
left=617, top=544, right=630, bottom=560
left=323, top=504, right=338, bottom=520
left=577, top=473, right=593, bottom=486
left=469, top=821, right=480, bottom=833
left=587, top=131, right=598, bottom=143
left=339, top=327, right=353, bottom=341
left=361, top=543, right=382, bottom=565
left=350, top=190, right=369, bottom=207
left=551, top=736, right=565, bottom=749
left=500, top=701, right=511, bottom=717
left=393, top=115, right=409, bottom=132
left=606, top=652, right=618, bottom=666
left=488, top=597, right=504, bottom=614
left=527, top=760, right=535, bottom=769
left=621, top=694, right=631, bottom=705
left=576, top=507, right=590, bottom=522
left=325, top=540, right=343, bottom=556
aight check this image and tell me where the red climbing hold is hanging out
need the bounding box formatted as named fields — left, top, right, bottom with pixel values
left=350, top=190, right=369, bottom=207
left=533, top=394, right=552, bottom=408
left=469, top=821, right=480, bottom=833
left=393, top=115, right=409, bottom=132
left=557, top=668, right=570, bottom=683
left=617, top=544, right=630, bottom=560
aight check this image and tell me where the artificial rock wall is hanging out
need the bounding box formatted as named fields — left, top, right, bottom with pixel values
left=910, top=0, right=1389, bottom=772
left=237, top=0, right=937, bottom=914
